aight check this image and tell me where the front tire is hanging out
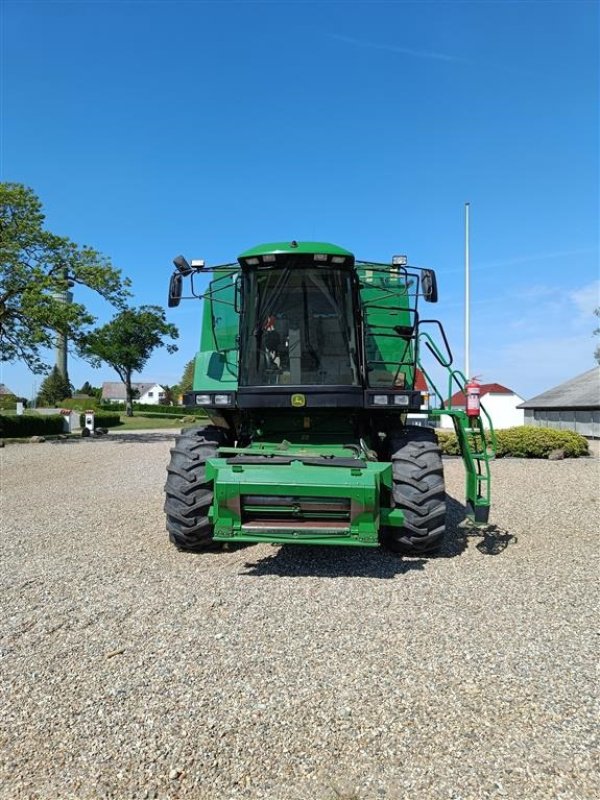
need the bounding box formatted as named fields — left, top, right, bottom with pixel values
left=164, top=426, right=229, bottom=551
left=381, top=426, right=446, bottom=555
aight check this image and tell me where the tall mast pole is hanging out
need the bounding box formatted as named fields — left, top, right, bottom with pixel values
left=464, top=202, right=470, bottom=380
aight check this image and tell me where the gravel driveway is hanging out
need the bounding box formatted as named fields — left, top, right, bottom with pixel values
left=1, top=432, right=598, bottom=800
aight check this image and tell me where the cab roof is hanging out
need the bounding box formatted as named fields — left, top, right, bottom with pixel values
left=238, top=241, right=354, bottom=261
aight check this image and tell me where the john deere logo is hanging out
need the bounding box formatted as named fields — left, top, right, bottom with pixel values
left=291, top=393, right=306, bottom=408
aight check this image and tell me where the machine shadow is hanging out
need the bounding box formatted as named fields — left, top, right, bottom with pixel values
left=240, top=546, right=427, bottom=579
left=441, top=494, right=517, bottom=557
left=50, top=431, right=179, bottom=445
left=240, top=492, right=514, bottom=578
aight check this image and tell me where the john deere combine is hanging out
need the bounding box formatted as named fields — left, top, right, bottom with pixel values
left=164, top=241, right=495, bottom=555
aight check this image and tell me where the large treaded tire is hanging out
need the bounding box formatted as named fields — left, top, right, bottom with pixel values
left=381, top=426, right=447, bottom=555
left=164, top=426, right=229, bottom=551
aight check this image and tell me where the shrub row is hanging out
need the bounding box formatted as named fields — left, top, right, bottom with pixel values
left=0, top=394, right=26, bottom=411
left=0, top=414, right=65, bottom=437
left=60, top=397, right=101, bottom=411
left=436, top=426, right=589, bottom=459
left=124, top=412, right=186, bottom=419
left=99, top=403, right=206, bottom=416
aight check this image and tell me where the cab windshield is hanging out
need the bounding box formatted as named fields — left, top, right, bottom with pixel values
left=239, top=267, right=360, bottom=387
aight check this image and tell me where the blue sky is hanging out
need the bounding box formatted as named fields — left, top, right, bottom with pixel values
left=2, top=0, right=598, bottom=400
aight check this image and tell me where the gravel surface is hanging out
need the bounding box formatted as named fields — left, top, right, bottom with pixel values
left=1, top=431, right=598, bottom=800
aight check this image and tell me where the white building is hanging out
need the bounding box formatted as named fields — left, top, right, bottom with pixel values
left=102, top=382, right=166, bottom=405
left=439, top=382, right=525, bottom=430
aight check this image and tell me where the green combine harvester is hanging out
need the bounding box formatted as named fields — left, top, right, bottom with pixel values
left=164, top=241, right=495, bottom=555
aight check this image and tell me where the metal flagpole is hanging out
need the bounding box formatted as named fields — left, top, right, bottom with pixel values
left=464, top=202, right=470, bottom=380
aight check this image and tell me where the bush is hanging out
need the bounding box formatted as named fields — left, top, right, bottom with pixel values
left=130, top=412, right=187, bottom=419
left=79, top=411, right=121, bottom=428
left=435, top=429, right=462, bottom=456
left=99, top=402, right=206, bottom=416
left=60, top=397, right=101, bottom=411
left=0, top=394, right=23, bottom=411
left=436, top=425, right=588, bottom=459
left=496, top=426, right=588, bottom=458
left=0, top=414, right=65, bottom=437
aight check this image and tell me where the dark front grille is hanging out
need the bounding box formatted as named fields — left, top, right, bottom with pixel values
left=240, top=495, right=351, bottom=531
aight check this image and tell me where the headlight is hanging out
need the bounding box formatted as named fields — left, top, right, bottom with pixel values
left=195, top=394, right=211, bottom=405
left=214, top=394, right=232, bottom=406
left=373, top=395, right=388, bottom=406
left=393, top=395, right=409, bottom=406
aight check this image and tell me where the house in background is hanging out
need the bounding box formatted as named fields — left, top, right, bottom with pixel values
left=518, top=367, right=600, bottom=438
left=439, top=382, right=525, bottom=430
left=102, top=382, right=166, bottom=405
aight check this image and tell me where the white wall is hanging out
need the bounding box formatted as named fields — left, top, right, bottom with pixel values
left=440, top=392, right=525, bottom=430
left=138, top=385, right=165, bottom=405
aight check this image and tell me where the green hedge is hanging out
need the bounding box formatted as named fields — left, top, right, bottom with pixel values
left=435, top=429, right=462, bottom=456
left=0, top=394, right=23, bottom=411
left=79, top=411, right=121, bottom=428
left=436, top=426, right=589, bottom=458
left=100, top=402, right=206, bottom=417
left=60, top=397, right=101, bottom=411
left=0, top=414, right=65, bottom=437
left=128, top=411, right=187, bottom=419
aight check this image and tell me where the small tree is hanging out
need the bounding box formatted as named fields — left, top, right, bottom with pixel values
left=77, top=380, right=102, bottom=397
left=161, top=384, right=176, bottom=406
left=180, top=358, right=195, bottom=395
left=81, top=306, right=178, bottom=416
left=37, top=366, right=72, bottom=406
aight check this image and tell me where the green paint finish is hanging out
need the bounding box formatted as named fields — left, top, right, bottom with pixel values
left=357, top=264, right=416, bottom=390
left=193, top=350, right=238, bottom=391
left=178, top=240, right=495, bottom=543
left=206, top=456, right=395, bottom=546
left=430, top=407, right=495, bottom=519
left=238, top=241, right=354, bottom=260
left=195, top=269, right=240, bottom=392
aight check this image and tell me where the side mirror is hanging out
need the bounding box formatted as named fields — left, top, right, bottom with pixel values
left=173, top=255, right=193, bottom=276
left=422, top=269, right=438, bottom=303
left=168, top=272, right=183, bottom=307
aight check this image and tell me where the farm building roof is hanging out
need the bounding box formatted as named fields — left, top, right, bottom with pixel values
left=101, top=381, right=161, bottom=399
left=447, top=382, right=514, bottom=408
left=0, top=383, right=16, bottom=396
left=518, top=367, right=600, bottom=410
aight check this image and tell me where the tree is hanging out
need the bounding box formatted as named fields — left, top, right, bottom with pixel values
left=37, top=366, right=72, bottom=406
left=161, top=385, right=176, bottom=406
left=594, top=307, right=600, bottom=365
left=180, top=358, right=195, bottom=394
left=81, top=306, right=178, bottom=416
left=78, top=380, right=101, bottom=397
left=0, top=183, right=130, bottom=374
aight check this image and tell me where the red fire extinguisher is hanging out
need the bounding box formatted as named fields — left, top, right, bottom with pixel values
left=465, top=377, right=481, bottom=418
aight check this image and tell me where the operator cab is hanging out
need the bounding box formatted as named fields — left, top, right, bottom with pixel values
left=238, top=244, right=360, bottom=389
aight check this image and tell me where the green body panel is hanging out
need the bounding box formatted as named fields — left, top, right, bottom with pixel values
left=205, top=448, right=400, bottom=546
left=193, top=350, right=238, bottom=391
left=356, top=263, right=416, bottom=390
left=195, top=269, right=240, bottom=393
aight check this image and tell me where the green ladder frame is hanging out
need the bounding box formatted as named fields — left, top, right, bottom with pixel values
left=417, top=332, right=497, bottom=525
